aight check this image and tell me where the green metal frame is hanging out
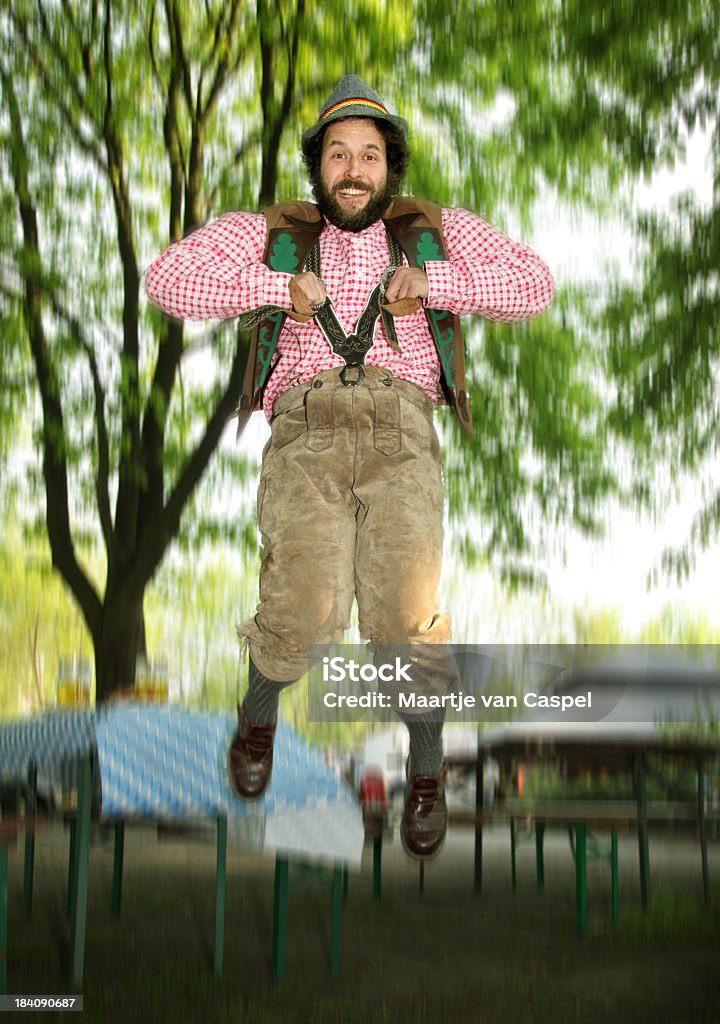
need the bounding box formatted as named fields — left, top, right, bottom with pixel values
left=272, top=857, right=289, bottom=982
left=697, top=766, right=710, bottom=906
left=535, top=822, right=545, bottom=890
left=23, top=762, right=37, bottom=914
left=68, top=755, right=92, bottom=990
left=575, top=823, right=587, bottom=936
left=270, top=855, right=347, bottom=982
left=372, top=835, right=382, bottom=902
left=214, top=815, right=227, bottom=978
left=474, top=756, right=484, bottom=892
left=330, top=864, right=342, bottom=978
left=611, top=831, right=619, bottom=923
left=634, top=753, right=651, bottom=908
left=111, top=822, right=124, bottom=917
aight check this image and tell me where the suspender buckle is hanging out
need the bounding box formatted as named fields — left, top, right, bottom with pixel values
left=339, top=363, right=365, bottom=387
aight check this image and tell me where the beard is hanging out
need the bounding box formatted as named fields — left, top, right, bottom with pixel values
left=312, top=173, right=395, bottom=232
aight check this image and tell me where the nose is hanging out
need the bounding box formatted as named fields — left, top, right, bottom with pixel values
left=347, top=156, right=364, bottom=179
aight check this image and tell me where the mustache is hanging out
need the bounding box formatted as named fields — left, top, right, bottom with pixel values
left=333, top=180, right=373, bottom=193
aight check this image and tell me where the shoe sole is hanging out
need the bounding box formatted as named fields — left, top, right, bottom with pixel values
left=399, top=820, right=447, bottom=862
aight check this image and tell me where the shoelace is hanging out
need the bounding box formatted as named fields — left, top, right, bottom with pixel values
left=409, top=774, right=443, bottom=807
left=239, top=712, right=275, bottom=758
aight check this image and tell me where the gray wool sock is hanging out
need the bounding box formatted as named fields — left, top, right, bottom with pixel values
left=242, top=658, right=297, bottom=725
left=399, top=712, right=445, bottom=777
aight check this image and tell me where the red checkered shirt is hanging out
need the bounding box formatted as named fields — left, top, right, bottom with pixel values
left=145, top=206, right=554, bottom=418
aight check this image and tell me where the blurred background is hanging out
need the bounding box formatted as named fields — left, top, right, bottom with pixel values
left=1, top=0, right=719, bottom=725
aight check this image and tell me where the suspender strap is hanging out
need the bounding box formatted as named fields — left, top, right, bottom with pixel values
left=383, top=203, right=473, bottom=435
left=288, top=230, right=407, bottom=381
left=235, top=198, right=473, bottom=439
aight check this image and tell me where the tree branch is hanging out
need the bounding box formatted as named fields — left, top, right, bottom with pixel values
left=48, top=295, right=115, bottom=555
left=147, top=1, right=164, bottom=95
left=257, top=0, right=305, bottom=207
left=203, top=132, right=262, bottom=218
left=100, top=0, right=142, bottom=557
left=129, top=327, right=248, bottom=591
left=199, top=0, right=244, bottom=127
left=138, top=6, right=190, bottom=528
left=36, top=1, right=97, bottom=122
left=11, top=10, right=107, bottom=173
left=165, top=0, right=194, bottom=111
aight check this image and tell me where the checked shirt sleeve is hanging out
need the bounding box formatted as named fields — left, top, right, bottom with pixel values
left=423, top=207, right=555, bottom=322
left=144, top=212, right=292, bottom=321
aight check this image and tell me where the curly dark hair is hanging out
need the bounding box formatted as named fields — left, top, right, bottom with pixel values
left=301, top=117, right=410, bottom=194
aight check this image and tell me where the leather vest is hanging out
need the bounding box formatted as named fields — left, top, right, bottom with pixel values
left=235, top=197, right=473, bottom=438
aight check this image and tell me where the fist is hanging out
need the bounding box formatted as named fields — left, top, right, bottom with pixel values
left=291, top=271, right=327, bottom=312
left=384, top=267, right=429, bottom=303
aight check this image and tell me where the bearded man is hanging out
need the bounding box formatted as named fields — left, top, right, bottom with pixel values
left=145, top=75, right=554, bottom=860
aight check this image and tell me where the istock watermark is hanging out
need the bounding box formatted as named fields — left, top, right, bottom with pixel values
left=307, top=643, right=720, bottom=725
left=321, top=655, right=416, bottom=684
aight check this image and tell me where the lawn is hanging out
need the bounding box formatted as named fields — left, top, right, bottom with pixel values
left=7, top=823, right=720, bottom=1023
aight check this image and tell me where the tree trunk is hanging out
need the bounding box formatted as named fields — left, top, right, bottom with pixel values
left=93, top=591, right=147, bottom=702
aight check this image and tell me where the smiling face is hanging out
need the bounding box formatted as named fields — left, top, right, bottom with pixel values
left=316, top=118, right=393, bottom=231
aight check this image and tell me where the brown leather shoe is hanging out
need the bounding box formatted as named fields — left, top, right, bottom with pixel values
left=400, top=761, right=448, bottom=860
left=227, top=702, right=277, bottom=800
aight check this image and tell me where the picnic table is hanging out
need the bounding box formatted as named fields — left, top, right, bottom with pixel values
left=0, top=705, right=363, bottom=991
left=446, top=732, right=719, bottom=934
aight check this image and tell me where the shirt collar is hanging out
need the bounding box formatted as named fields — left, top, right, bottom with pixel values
left=321, top=217, right=387, bottom=242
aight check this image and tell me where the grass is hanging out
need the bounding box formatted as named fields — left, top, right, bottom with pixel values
left=6, top=824, right=720, bottom=1024
left=600, top=886, right=720, bottom=943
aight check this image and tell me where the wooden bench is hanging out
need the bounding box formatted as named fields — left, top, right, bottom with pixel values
left=448, top=797, right=717, bottom=935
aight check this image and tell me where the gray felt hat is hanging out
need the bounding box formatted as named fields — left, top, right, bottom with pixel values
left=301, top=74, right=409, bottom=152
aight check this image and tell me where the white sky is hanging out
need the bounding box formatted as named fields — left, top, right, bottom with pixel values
left=518, top=126, right=719, bottom=633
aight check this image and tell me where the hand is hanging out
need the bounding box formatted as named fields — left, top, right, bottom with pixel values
left=384, top=267, right=429, bottom=303
left=291, top=271, right=327, bottom=312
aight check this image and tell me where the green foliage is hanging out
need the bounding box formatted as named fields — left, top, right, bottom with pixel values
left=0, top=513, right=94, bottom=717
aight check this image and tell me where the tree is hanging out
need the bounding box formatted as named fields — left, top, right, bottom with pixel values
left=0, top=1, right=426, bottom=699
left=0, top=0, right=305, bottom=697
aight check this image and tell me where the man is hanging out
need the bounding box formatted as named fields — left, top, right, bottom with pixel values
left=145, top=75, right=554, bottom=860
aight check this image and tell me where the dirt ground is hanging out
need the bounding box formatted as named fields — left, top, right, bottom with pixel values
left=6, top=820, right=720, bottom=1023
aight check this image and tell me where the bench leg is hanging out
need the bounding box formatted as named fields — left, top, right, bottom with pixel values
left=510, top=818, right=517, bottom=892
left=69, top=755, right=92, bottom=990
left=330, top=864, right=342, bottom=977
left=111, top=823, right=124, bottom=918
left=697, top=767, right=710, bottom=906
left=23, top=762, right=37, bottom=915
left=611, top=829, right=619, bottom=923
left=575, top=822, right=587, bottom=936
left=535, top=822, right=545, bottom=890
left=474, top=756, right=483, bottom=892
left=272, top=857, right=289, bottom=982
left=214, top=815, right=227, bottom=978
left=634, top=753, right=651, bottom=909
left=66, top=817, right=77, bottom=920
left=372, top=835, right=382, bottom=902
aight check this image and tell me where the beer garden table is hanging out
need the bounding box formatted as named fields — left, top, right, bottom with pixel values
left=0, top=705, right=364, bottom=992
